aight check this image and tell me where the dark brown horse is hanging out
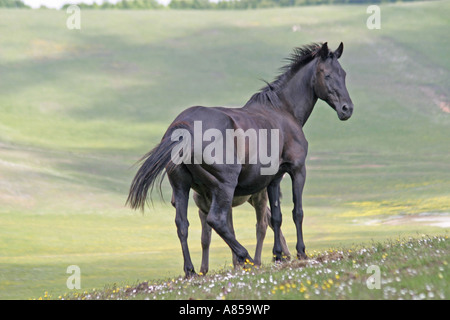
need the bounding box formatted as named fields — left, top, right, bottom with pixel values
left=127, top=42, right=354, bottom=277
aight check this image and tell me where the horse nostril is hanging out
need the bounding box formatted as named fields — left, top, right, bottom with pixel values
left=342, top=105, right=349, bottom=113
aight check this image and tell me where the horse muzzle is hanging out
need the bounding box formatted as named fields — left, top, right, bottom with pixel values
left=337, top=103, right=353, bottom=121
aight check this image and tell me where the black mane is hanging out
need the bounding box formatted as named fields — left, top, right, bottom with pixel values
left=245, top=43, right=324, bottom=108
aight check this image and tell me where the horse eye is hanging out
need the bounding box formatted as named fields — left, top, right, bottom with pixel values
left=325, top=74, right=331, bottom=79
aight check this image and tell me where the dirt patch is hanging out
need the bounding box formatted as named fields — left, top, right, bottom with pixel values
left=438, top=101, right=450, bottom=114
left=362, top=213, right=450, bottom=228
left=420, top=86, right=450, bottom=114
left=355, top=164, right=385, bottom=168
left=384, top=215, right=450, bottom=228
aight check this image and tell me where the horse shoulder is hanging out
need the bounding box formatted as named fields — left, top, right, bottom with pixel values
left=281, top=123, right=308, bottom=168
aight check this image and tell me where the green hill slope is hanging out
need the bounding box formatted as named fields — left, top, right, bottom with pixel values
left=56, top=235, right=449, bottom=300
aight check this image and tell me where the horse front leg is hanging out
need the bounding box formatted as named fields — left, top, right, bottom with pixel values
left=265, top=207, right=291, bottom=260
left=291, top=166, right=307, bottom=259
left=267, top=177, right=284, bottom=262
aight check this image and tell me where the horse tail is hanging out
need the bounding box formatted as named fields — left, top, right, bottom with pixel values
left=126, top=122, right=191, bottom=211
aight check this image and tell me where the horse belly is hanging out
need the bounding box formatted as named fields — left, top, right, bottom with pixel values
left=234, top=173, right=274, bottom=196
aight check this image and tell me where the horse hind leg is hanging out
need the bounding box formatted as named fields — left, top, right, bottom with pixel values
left=198, top=196, right=238, bottom=273
left=193, top=192, right=213, bottom=275
left=169, top=167, right=196, bottom=278
left=206, top=186, right=252, bottom=266
left=249, top=190, right=291, bottom=265
left=248, top=191, right=268, bottom=266
left=198, top=208, right=212, bottom=275
left=226, top=207, right=239, bottom=269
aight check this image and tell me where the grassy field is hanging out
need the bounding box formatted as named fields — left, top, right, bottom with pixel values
left=0, top=1, right=449, bottom=299
left=55, top=235, right=449, bottom=300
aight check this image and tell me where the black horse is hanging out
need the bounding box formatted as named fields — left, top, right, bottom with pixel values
left=127, top=42, right=354, bottom=277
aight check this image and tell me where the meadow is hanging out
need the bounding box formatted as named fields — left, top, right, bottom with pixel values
left=0, top=1, right=449, bottom=299
left=57, top=235, right=450, bottom=300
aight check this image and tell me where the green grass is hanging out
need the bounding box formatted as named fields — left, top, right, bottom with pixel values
left=53, top=235, right=449, bottom=300
left=0, top=2, right=449, bottom=299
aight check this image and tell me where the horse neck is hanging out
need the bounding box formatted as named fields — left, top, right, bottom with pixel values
left=278, top=59, right=318, bottom=127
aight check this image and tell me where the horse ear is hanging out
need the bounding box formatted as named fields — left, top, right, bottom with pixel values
left=335, top=42, right=344, bottom=59
left=319, top=42, right=329, bottom=60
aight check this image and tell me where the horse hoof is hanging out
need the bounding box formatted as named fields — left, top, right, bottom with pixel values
left=242, top=258, right=255, bottom=271
left=272, top=254, right=289, bottom=263
left=184, top=270, right=198, bottom=279
left=297, top=253, right=308, bottom=260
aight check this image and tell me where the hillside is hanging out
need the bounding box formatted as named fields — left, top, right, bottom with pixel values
left=0, top=1, right=449, bottom=299
left=53, top=235, right=449, bottom=300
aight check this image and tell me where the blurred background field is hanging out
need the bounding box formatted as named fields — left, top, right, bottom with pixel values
left=0, top=1, right=449, bottom=299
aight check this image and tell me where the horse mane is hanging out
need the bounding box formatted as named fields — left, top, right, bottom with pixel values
left=244, top=43, right=324, bottom=108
